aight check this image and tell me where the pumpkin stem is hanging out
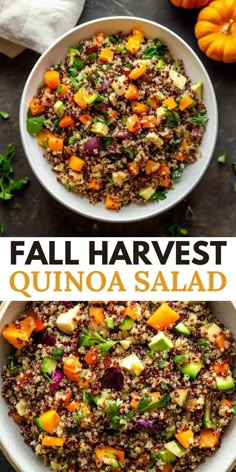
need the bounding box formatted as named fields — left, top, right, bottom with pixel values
left=222, top=19, right=234, bottom=35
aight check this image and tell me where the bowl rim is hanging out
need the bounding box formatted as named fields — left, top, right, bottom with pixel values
left=19, top=16, right=218, bottom=223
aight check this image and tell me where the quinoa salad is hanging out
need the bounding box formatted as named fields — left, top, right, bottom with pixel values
left=1, top=301, right=236, bottom=472
left=26, top=30, right=208, bottom=211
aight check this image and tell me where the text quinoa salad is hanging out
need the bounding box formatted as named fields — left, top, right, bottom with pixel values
left=26, top=30, right=208, bottom=211
left=1, top=301, right=236, bottom=472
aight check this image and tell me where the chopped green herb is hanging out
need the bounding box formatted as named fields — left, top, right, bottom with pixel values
left=82, top=390, right=100, bottom=405
left=137, top=393, right=170, bottom=414
left=0, top=144, right=29, bottom=200
left=197, top=339, right=209, bottom=347
left=68, top=136, right=80, bottom=145
left=78, top=330, right=117, bottom=355
left=105, top=400, right=124, bottom=430
left=27, top=115, right=45, bottom=135
left=157, top=360, right=168, bottom=368
left=87, top=53, right=97, bottom=60
left=144, top=38, right=165, bottom=58
left=125, top=148, right=134, bottom=159
left=51, top=348, right=64, bottom=360
left=0, top=111, right=9, bottom=120
left=104, top=137, right=113, bottom=148
left=116, top=47, right=127, bottom=55
left=173, top=62, right=181, bottom=71
left=232, top=162, right=236, bottom=173
left=168, top=223, right=189, bottom=236
left=172, top=163, right=185, bottom=180
left=173, top=355, right=187, bottom=364
left=146, top=350, right=155, bottom=359
left=56, top=85, right=62, bottom=93
left=109, top=35, right=118, bottom=44
left=73, top=408, right=84, bottom=423
left=73, top=59, right=85, bottom=70
left=187, top=109, right=208, bottom=127
left=0, top=223, right=5, bottom=235
left=151, top=188, right=167, bottom=201
left=217, top=153, right=227, bottom=164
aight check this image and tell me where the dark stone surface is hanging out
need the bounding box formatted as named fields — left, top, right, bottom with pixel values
left=0, top=0, right=236, bottom=237
left=0, top=0, right=236, bottom=467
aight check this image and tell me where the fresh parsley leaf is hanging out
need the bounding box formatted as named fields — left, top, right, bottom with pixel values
left=125, top=148, right=134, bottom=160
left=169, top=136, right=182, bottom=151
left=82, top=390, right=100, bottom=405
left=168, top=223, right=189, bottom=236
left=51, top=348, right=64, bottom=360
left=187, top=109, right=208, bottom=127
left=151, top=188, right=167, bottom=201
left=0, top=144, right=29, bottom=200
left=217, top=153, right=227, bottom=164
left=73, top=59, right=85, bottom=70
left=78, top=331, right=116, bottom=355
left=172, top=163, right=185, bottom=180
left=86, top=53, right=97, bottom=60
left=146, top=350, right=154, bottom=359
left=27, top=115, right=45, bottom=135
left=0, top=223, right=5, bottom=235
left=165, top=111, right=180, bottom=128
left=105, top=400, right=123, bottom=430
left=137, top=393, right=170, bottom=414
left=157, top=360, right=168, bottom=368
left=173, top=355, right=186, bottom=364
left=56, top=85, right=62, bottom=93
left=109, top=35, right=118, bottom=44
left=144, top=38, right=165, bottom=58
left=0, top=111, right=9, bottom=119
left=73, top=408, right=84, bottom=423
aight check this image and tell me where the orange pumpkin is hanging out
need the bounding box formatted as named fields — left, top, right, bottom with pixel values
left=195, top=0, right=236, bottom=63
left=170, top=0, right=210, bottom=8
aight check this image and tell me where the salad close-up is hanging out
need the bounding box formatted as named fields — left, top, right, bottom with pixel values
left=1, top=301, right=235, bottom=472
left=26, top=29, right=208, bottom=211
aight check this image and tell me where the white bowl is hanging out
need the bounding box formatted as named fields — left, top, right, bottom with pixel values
left=19, top=16, right=218, bottom=223
left=0, top=301, right=236, bottom=472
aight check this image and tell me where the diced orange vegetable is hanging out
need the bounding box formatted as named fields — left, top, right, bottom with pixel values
left=147, top=303, right=180, bottom=331
left=44, top=70, right=60, bottom=89
left=63, top=390, right=73, bottom=407
left=2, top=316, right=36, bottom=350
left=66, top=401, right=81, bottom=412
left=163, top=96, right=177, bottom=110
left=58, top=84, right=69, bottom=97
left=77, top=375, right=90, bottom=388
left=95, top=446, right=125, bottom=466
left=42, top=436, right=65, bottom=447
left=179, top=96, right=194, bottom=111
left=69, top=96, right=74, bottom=104
left=131, top=101, right=148, bottom=114
left=10, top=412, right=25, bottom=423
left=132, top=29, right=144, bottom=40
left=29, top=97, right=45, bottom=116
left=74, top=91, right=87, bottom=109
left=140, top=115, right=158, bottom=128
left=157, top=465, right=173, bottom=472
left=159, top=176, right=171, bottom=187
left=199, top=429, right=220, bottom=448
left=181, top=139, right=189, bottom=153
left=37, top=129, right=53, bottom=147
left=89, top=306, right=105, bottom=324
left=68, top=155, right=85, bottom=172
left=175, top=430, right=194, bottom=449
left=148, top=96, right=160, bottom=109
left=105, top=195, right=120, bottom=210
left=185, top=399, right=199, bottom=411
left=94, top=32, right=105, bottom=47
left=63, top=356, right=81, bottom=383
left=124, top=306, right=138, bottom=320
left=87, top=179, right=100, bottom=190
left=59, top=115, right=75, bottom=128
left=145, top=160, right=160, bottom=175
left=37, top=410, right=61, bottom=434
left=47, top=135, right=64, bottom=152
left=175, top=152, right=187, bottom=161
left=99, top=48, right=114, bottom=63
left=158, top=165, right=171, bottom=176
left=84, top=346, right=99, bottom=365
left=130, top=394, right=140, bottom=409
left=221, top=399, right=232, bottom=408
left=215, top=333, right=226, bottom=350
left=79, top=114, right=92, bottom=124
left=126, top=36, right=142, bottom=54
left=34, top=317, right=45, bottom=332
left=125, top=84, right=139, bottom=101
left=127, top=162, right=139, bottom=176
left=213, top=362, right=229, bottom=375
left=126, top=114, right=141, bottom=133
left=129, top=63, right=147, bottom=80
left=43, top=85, right=52, bottom=93
left=150, top=391, right=161, bottom=403
left=108, top=109, right=118, bottom=120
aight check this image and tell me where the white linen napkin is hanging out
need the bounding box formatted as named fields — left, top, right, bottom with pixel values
left=0, top=0, right=85, bottom=57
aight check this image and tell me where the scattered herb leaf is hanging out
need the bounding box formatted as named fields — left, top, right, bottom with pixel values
left=137, top=393, right=170, bottom=414
left=172, top=163, right=185, bottom=180
left=0, top=111, right=9, bottom=120
left=27, top=115, right=45, bottom=135
left=173, top=355, right=186, bottom=364
left=217, top=153, right=227, bottom=164
left=168, top=223, right=189, bottom=236
left=151, top=188, right=167, bottom=201
left=0, top=223, right=5, bottom=235
left=0, top=144, right=29, bottom=200
left=187, top=109, right=208, bottom=127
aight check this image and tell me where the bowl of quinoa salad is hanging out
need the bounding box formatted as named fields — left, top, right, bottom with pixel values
left=1, top=301, right=236, bottom=472
left=20, top=17, right=218, bottom=222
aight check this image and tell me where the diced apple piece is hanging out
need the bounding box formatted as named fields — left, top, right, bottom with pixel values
left=56, top=304, right=81, bottom=334
left=120, top=353, right=144, bottom=376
